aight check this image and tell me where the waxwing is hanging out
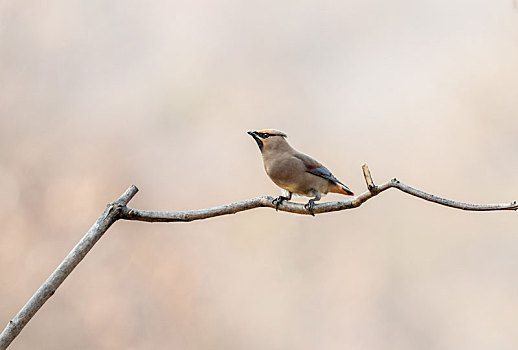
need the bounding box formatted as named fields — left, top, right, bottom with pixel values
left=248, top=129, right=354, bottom=215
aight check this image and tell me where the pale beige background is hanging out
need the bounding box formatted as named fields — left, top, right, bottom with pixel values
left=1, top=1, right=517, bottom=349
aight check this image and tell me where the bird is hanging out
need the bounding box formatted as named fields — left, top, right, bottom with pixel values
left=248, top=129, right=354, bottom=216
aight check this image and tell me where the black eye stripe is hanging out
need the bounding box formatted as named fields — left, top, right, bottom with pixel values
left=256, top=132, right=285, bottom=139
left=261, top=133, right=281, bottom=138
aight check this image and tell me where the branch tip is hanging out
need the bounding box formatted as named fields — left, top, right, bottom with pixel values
left=116, top=185, right=139, bottom=206
left=362, top=163, right=376, bottom=191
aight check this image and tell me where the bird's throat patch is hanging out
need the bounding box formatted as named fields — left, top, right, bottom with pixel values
left=254, top=138, right=264, bottom=151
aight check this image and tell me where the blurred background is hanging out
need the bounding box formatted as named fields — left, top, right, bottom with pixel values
left=1, top=0, right=517, bottom=349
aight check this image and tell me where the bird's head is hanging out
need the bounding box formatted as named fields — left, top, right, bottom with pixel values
left=247, top=129, right=288, bottom=152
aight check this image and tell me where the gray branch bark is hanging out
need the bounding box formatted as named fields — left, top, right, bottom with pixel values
left=0, top=186, right=139, bottom=350
left=121, top=164, right=517, bottom=222
left=0, top=164, right=516, bottom=349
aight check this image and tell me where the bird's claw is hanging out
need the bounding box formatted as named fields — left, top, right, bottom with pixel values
left=272, top=196, right=287, bottom=211
left=304, top=200, right=315, bottom=216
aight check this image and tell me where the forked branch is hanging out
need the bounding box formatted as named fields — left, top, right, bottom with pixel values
left=0, top=164, right=516, bottom=349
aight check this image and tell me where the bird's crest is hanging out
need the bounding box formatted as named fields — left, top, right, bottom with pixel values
left=256, top=129, right=287, bottom=137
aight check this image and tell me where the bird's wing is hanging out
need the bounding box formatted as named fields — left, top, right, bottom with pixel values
left=293, top=153, right=345, bottom=186
left=307, top=166, right=345, bottom=186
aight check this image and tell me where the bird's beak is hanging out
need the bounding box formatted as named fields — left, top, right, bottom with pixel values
left=247, top=130, right=263, bottom=151
left=247, top=130, right=259, bottom=140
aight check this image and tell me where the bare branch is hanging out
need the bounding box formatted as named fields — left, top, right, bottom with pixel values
left=120, top=164, right=517, bottom=223
left=0, top=186, right=139, bottom=350
left=1, top=165, right=516, bottom=349
left=390, top=179, right=517, bottom=211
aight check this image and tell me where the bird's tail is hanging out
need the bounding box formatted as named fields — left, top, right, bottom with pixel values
left=329, top=183, right=354, bottom=196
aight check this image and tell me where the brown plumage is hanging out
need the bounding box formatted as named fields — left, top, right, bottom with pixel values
left=248, top=129, right=354, bottom=215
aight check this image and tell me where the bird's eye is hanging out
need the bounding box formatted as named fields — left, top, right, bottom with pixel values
left=261, top=133, right=270, bottom=139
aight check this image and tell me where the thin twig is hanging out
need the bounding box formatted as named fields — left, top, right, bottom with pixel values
left=362, top=162, right=376, bottom=191
left=1, top=165, right=516, bottom=349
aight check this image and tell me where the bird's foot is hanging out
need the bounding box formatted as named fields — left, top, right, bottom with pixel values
left=272, top=196, right=288, bottom=211
left=304, top=199, right=316, bottom=216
